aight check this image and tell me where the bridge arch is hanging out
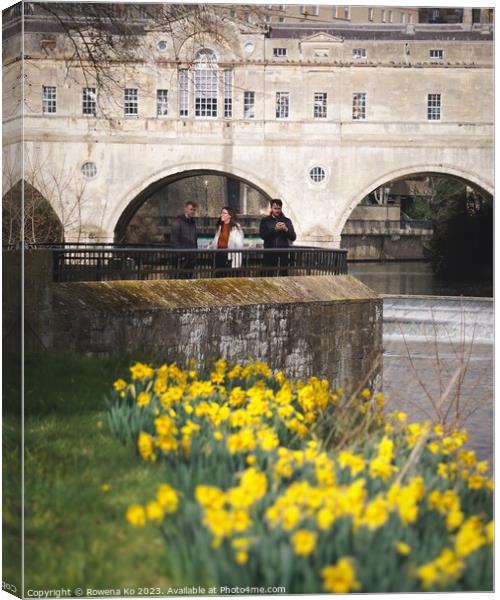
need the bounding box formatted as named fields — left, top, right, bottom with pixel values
left=337, top=164, right=494, bottom=233
left=110, top=162, right=288, bottom=242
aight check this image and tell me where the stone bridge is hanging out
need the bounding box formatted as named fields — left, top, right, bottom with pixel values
left=2, top=10, right=493, bottom=246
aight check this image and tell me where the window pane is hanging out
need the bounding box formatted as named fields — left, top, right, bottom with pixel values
left=314, top=92, right=327, bottom=118
left=179, top=69, right=189, bottom=117
left=42, top=85, right=56, bottom=113
left=194, top=50, right=218, bottom=118
left=276, top=92, right=289, bottom=119
left=124, top=88, right=138, bottom=115
left=157, top=89, right=168, bottom=116
left=224, top=69, right=233, bottom=118
left=352, top=93, right=366, bottom=120
left=244, top=91, right=255, bottom=119
left=427, top=93, right=441, bottom=120
left=82, top=87, right=96, bottom=116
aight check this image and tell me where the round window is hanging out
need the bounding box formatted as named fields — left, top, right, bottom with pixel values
left=244, top=42, right=255, bottom=54
left=309, top=166, right=326, bottom=183
left=157, top=40, right=168, bottom=51
left=81, top=162, right=97, bottom=179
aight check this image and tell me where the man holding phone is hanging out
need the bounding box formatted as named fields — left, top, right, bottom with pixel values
left=259, top=198, right=296, bottom=275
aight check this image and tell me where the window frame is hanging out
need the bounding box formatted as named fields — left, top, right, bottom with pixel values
left=429, top=48, right=444, bottom=60
left=273, top=47, right=288, bottom=57
left=178, top=69, right=189, bottom=117
left=243, top=91, right=255, bottom=119
left=313, top=92, right=327, bottom=119
left=156, top=89, right=169, bottom=117
left=352, top=48, right=367, bottom=59
left=124, top=88, right=138, bottom=117
left=309, top=166, right=326, bottom=184
left=223, top=69, right=233, bottom=118
left=276, top=91, right=290, bottom=119
left=82, top=87, right=97, bottom=116
left=427, top=93, right=441, bottom=121
left=194, top=49, right=219, bottom=119
left=352, top=92, right=367, bottom=120
left=42, top=85, right=57, bottom=114
left=368, top=7, right=374, bottom=21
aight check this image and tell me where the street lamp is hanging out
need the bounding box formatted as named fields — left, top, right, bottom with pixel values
left=203, top=179, right=209, bottom=216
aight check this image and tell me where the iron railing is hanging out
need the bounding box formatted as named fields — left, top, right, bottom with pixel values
left=51, top=246, right=348, bottom=282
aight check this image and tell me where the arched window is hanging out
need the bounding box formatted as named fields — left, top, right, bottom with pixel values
left=194, top=48, right=218, bottom=118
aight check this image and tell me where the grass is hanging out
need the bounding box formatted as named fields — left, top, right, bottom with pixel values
left=4, top=352, right=179, bottom=592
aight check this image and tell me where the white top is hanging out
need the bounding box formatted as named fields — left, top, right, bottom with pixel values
left=210, top=224, right=245, bottom=268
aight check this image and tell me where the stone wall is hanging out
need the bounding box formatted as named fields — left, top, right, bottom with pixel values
left=50, top=275, right=382, bottom=391
left=341, top=233, right=431, bottom=261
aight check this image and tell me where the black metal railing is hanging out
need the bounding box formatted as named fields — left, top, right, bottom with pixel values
left=51, top=246, right=348, bottom=283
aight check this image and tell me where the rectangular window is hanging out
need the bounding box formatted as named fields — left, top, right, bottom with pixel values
left=224, top=69, right=233, bottom=118
left=427, top=93, right=441, bottom=121
left=179, top=69, right=189, bottom=117
left=400, top=12, right=405, bottom=23
left=244, top=91, right=255, bottom=119
left=273, top=47, right=287, bottom=57
left=276, top=92, right=289, bottom=119
left=82, top=87, right=96, bottom=116
left=311, top=5, right=319, bottom=16
left=42, top=85, right=56, bottom=113
left=313, top=92, right=327, bottom=119
left=332, top=6, right=337, bottom=18
left=344, top=7, right=350, bottom=19
left=124, top=88, right=138, bottom=116
left=156, top=89, right=168, bottom=116
left=409, top=14, right=414, bottom=24
left=352, top=93, right=366, bottom=120
left=429, top=48, right=444, bottom=59
left=278, top=16, right=285, bottom=22
left=195, top=65, right=218, bottom=118
left=381, top=9, right=386, bottom=22
left=388, top=10, right=393, bottom=22
left=352, top=48, right=367, bottom=59
left=300, top=5, right=306, bottom=15
left=264, top=14, right=271, bottom=22
left=368, top=7, right=374, bottom=21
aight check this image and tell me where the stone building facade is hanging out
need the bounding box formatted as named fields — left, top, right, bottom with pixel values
left=2, top=4, right=494, bottom=245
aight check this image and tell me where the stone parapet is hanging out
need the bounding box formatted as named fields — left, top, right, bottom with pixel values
left=49, top=275, right=383, bottom=391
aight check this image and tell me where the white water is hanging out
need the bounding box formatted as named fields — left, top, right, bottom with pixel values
left=383, top=295, right=493, bottom=344
left=382, top=296, right=493, bottom=464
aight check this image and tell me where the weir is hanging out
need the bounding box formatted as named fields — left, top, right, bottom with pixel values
left=382, top=295, right=493, bottom=344
left=382, top=295, right=493, bottom=464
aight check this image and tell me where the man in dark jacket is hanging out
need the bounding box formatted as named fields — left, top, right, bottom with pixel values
left=171, top=201, right=198, bottom=278
left=259, top=199, right=296, bottom=275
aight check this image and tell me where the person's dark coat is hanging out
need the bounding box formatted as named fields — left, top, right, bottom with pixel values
left=171, top=215, right=198, bottom=248
left=259, top=214, right=296, bottom=248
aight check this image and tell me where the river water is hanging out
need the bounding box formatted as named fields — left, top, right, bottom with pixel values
left=349, top=260, right=493, bottom=298
left=349, top=261, right=493, bottom=465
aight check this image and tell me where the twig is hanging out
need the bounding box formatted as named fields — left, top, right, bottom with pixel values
left=394, top=365, right=465, bottom=486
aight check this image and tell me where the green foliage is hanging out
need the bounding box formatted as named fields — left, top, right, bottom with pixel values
left=109, top=360, right=493, bottom=593
left=424, top=178, right=493, bottom=280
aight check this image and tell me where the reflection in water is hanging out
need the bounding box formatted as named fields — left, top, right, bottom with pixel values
left=349, top=261, right=493, bottom=297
